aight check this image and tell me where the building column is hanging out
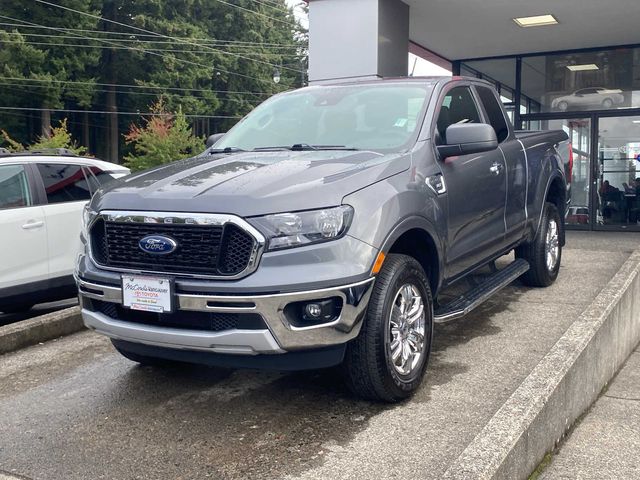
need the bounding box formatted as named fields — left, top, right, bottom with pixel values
left=308, top=0, right=409, bottom=84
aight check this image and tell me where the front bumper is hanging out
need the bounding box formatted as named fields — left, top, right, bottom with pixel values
left=76, top=274, right=374, bottom=354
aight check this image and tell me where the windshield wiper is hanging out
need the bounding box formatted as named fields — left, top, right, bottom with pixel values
left=312, top=145, right=359, bottom=151
left=253, top=144, right=359, bottom=152
left=209, top=146, right=247, bottom=154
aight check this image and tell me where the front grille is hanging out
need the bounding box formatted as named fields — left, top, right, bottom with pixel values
left=90, top=218, right=256, bottom=277
left=91, top=299, right=266, bottom=332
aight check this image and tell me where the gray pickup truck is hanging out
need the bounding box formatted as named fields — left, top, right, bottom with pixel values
left=76, top=77, right=571, bottom=402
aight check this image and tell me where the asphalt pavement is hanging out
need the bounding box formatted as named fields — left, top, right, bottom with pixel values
left=0, top=232, right=638, bottom=480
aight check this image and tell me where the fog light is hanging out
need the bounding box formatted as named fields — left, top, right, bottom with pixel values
left=305, top=303, right=322, bottom=318
left=283, top=297, right=343, bottom=327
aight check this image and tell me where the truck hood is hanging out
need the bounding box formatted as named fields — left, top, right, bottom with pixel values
left=93, top=149, right=410, bottom=217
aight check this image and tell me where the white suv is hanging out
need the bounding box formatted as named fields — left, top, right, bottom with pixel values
left=0, top=149, right=130, bottom=313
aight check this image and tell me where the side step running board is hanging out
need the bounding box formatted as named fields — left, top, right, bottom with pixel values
left=434, top=259, right=530, bottom=324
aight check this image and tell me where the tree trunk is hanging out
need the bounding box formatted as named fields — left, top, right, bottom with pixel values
left=106, top=84, right=118, bottom=163
left=41, top=107, right=51, bottom=137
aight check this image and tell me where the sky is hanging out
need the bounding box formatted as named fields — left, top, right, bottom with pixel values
left=285, top=1, right=451, bottom=76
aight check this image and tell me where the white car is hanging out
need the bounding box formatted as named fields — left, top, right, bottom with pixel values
left=551, top=87, right=625, bottom=111
left=0, top=149, right=130, bottom=313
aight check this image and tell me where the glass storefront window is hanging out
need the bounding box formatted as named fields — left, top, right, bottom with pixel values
left=597, top=116, right=640, bottom=226
left=522, top=48, right=640, bottom=113
left=524, top=118, right=592, bottom=226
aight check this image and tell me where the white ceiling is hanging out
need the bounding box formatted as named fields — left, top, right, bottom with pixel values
left=405, top=0, right=640, bottom=60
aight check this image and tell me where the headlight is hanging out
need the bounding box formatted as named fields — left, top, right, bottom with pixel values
left=249, top=206, right=354, bottom=251
left=81, top=204, right=98, bottom=242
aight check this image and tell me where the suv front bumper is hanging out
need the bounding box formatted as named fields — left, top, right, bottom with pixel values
left=76, top=275, right=374, bottom=354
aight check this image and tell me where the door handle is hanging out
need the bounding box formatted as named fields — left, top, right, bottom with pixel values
left=489, top=162, right=503, bottom=175
left=22, top=220, right=44, bottom=230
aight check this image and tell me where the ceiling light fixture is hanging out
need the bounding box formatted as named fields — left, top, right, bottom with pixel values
left=566, top=64, right=600, bottom=71
left=513, top=14, right=558, bottom=28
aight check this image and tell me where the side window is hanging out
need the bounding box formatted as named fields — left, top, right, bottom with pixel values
left=36, top=163, right=92, bottom=204
left=436, top=86, right=481, bottom=143
left=0, top=164, right=31, bottom=209
left=83, top=166, right=117, bottom=192
left=476, top=86, right=510, bottom=143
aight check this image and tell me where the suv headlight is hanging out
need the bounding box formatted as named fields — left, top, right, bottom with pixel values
left=81, top=204, right=98, bottom=243
left=249, top=206, right=354, bottom=251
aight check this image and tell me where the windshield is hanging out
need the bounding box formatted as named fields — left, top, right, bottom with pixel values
left=215, top=82, right=435, bottom=153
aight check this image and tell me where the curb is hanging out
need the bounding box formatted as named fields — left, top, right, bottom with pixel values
left=443, top=246, right=640, bottom=480
left=0, top=306, right=85, bottom=355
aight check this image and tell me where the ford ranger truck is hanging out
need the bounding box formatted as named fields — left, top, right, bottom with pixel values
left=76, top=77, right=571, bottom=402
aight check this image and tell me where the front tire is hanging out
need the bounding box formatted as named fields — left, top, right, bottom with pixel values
left=342, top=254, right=433, bottom=402
left=516, top=202, right=562, bottom=287
left=602, top=98, right=613, bottom=109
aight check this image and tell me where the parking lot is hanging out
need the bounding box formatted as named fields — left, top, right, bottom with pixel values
left=0, top=232, right=638, bottom=480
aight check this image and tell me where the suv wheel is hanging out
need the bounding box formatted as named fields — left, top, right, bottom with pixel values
left=342, top=254, right=433, bottom=402
left=516, top=202, right=562, bottom=287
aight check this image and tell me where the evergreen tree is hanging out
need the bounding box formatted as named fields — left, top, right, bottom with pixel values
left=0, top=0, right=307, bottom=162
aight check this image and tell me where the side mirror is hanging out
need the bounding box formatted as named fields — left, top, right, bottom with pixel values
left=437, top=123, right=498, bottom=159
left=206, top=132, right=226, bottom=148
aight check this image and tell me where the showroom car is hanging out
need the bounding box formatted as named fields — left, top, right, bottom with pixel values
left=551, top=87, right=625, bottom=111
left=0, top=148, right=130, bottom=313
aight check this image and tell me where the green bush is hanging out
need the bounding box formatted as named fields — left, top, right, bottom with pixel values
left=1, top=119, right=87, bottom=155
left=30, top=119, right=88, bottom=155
left=124, top=100, right=204, bottom=172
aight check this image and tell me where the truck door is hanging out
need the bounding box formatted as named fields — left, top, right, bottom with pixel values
left=474, top=85, right=527, bottom=247
left=435, top=85, right=507, bottom=279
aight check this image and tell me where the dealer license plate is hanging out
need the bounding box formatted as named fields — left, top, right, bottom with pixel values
left=122, top=275, right=173, bottom=313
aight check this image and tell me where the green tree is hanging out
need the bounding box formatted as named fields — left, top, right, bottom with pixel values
left=124, top=99, right=204, bottom=171
left=30, top=118, right=88, bottom=154
left=0, top=0, right=306, bottom=161
left=0, top=1, right=101, bottom=139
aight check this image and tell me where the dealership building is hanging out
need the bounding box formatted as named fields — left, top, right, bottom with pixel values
left=307, top=0, right=640, bottom=232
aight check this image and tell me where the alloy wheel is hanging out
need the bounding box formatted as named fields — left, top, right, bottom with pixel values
left=387, top=283, right=426, bottom=376
left=545, top=218, right=560, bottom=272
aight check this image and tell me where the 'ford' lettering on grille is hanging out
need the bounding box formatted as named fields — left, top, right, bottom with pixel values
left=138, top=235, right=177, bottom=255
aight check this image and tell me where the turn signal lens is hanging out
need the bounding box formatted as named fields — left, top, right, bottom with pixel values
left=372, top=252, right=386, bottom=275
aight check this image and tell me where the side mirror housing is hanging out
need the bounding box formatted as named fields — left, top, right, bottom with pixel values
left=437, top=123, right=498, bottom=159
left=206, top=132, right=226, bottom=148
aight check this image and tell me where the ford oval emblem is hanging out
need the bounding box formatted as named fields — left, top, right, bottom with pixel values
left=138, top=235, right=177, bottom=255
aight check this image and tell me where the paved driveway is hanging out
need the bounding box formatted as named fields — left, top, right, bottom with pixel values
left=0, top=232, right=638, bottom=480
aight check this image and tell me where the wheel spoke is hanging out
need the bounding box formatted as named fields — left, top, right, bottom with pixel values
left=399, top=285, right=413, bottom=314
left=407, top=331, right=424, bottom=352
left=391, top=341, right=402, bottom=364
left=390, top=305, right=402, bottom=327
left=407, top=303, right=424, bottom=326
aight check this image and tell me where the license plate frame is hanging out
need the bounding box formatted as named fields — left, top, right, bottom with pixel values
left=122, top=275, right=174, bottom=313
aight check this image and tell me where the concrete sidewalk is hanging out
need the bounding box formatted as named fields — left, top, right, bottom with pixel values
left=539, top=347, right=640, bottom=480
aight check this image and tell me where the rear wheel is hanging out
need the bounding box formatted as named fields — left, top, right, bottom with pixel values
left=342, top=254, right=433, bottom=402
left=516, top=202, right=562, bottom=287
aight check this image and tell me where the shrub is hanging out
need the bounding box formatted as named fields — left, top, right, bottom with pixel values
left=124, top=99, right=204, bottom=172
